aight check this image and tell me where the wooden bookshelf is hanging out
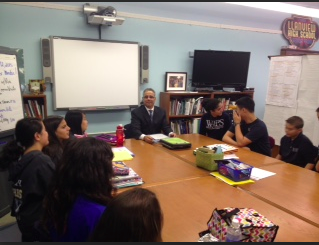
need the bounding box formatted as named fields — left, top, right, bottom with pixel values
left=160, top=91, right=254, bottom=121
left=160, top=92, right=211, bottom=134
left=160, top=92, right=211, bottom=122
left=22, top=94, right=47, bottom=119
left=160, top=91, right=254, bottom=134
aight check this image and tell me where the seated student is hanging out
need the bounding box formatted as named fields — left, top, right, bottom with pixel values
left=276, top=116, right=317, bottom=170
left=90, top=188, right=163, bottom=242
left=42, top=116, right=70, bottom=166
left=222, top=96, right=271, bottom=156
left=131, top=88, right=176, bottom=144
left=65, top=110, right=88, bottom=138
left=0, top=117, right=55, bottom=242
left=199, top=98, right=232, bottom=141
left=41, top=137, right=115, bottom=242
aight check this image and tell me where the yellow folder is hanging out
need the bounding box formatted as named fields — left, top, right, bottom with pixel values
left=210, top=172, right=255, bottom=186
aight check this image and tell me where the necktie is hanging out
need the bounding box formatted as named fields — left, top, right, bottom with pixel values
left=149, top=110, right=153, bottom=123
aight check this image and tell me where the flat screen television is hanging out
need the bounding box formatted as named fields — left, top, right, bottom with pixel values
left=191, top=50, right=251, bottom=90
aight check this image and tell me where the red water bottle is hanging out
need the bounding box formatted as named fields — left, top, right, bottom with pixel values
left=116, top=124, right=124, bottom=147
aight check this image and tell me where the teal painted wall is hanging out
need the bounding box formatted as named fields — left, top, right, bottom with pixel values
left=1, top=3, right=317, bottom=133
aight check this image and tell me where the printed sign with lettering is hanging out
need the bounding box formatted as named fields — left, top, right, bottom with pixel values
left=282, top=15, right=319, bottom=49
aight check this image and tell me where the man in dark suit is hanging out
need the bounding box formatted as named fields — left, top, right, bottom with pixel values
left=131, top=88, right=176, bottom=144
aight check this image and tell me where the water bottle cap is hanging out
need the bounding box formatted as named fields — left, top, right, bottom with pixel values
left=232, top=218, right=240, bottom=228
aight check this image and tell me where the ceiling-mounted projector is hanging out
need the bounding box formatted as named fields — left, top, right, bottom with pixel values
left=83, top=3, right=125, bottom=26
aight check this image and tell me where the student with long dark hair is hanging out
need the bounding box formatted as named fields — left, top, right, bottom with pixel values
left=64, top=110, right=88, bottom=138
left=43, top=115, right=70, bottom=166
left=0, top=117, right=55, bottom=242
left=199, top=98, right=232, bottom=141
left=90, top=187, right=163, bottom=242
left=41, top=137, right=115, bottom=242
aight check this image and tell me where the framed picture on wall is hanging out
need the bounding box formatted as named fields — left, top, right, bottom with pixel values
left=165, top=72, right=187, bottom=91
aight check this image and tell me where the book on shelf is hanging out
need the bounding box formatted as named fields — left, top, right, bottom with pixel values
left=31, top=100, right=39, bottom=118
left=169, top=96, right=208, bottom=116
left=41, top=105, right=45, bottom=118
left=189, top=98, right=195, bottom=115
left=225, top=98, right=230, bottom=110
left=192, top=118, right=201, bottom=134
left=34, top=100, right=42, bottom=119
left=24, top=103, right=32, bottom=117
left=184, top=98, right=191, bottom=115
left=193, top=97, right=204, bottom=115
left=27, top=100, right=35, bottom=117
left=170, top=119, right=194, bottom=134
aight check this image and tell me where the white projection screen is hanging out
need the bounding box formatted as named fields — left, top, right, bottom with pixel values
left=50, top=36, right=140, bottom=110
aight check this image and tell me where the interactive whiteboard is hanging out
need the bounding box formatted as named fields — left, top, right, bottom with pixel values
left=50, top=36, right=140, bottom=110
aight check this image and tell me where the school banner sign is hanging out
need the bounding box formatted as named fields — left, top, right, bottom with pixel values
left=282, top=15, right=319, bottom=49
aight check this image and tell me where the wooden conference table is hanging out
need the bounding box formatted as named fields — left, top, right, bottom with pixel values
left=147, top=176, right=319, bottom=242
left=121, top=134, right=319, bottom=242
left=239, top=163, right=319, bottom=227
left=123, top=138, right=209, bottom=187
left=154, top=134, right=283, bottom=168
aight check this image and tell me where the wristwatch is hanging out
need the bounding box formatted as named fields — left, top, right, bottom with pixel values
left=234, top=122, right=240, bottom=126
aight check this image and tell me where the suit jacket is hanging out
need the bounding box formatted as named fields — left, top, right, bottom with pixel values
left=131, top=105, right=173, bottom=139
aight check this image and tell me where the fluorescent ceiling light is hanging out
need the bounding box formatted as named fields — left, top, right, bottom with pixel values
left=226, top=2, right=319, bottom=18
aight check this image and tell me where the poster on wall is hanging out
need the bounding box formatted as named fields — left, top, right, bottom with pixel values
left=265, top=56, right=301, bottom=108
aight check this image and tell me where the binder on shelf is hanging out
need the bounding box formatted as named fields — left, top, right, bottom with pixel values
left=24, top=103, right=32, bottom=117
left=27, top=100, right=35, bottom=117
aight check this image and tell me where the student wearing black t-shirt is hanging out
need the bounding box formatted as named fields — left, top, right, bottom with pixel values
left=222, top=96, right=271, bottom=156
left=276, top=116, right=316, bottom=170
left=199, top=99, right=231, bottom=141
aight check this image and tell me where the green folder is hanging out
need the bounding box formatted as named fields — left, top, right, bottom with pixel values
left=160, top=137, right=191, bottom=149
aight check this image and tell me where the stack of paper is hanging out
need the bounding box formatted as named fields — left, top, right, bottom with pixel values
left=112, top=166, right=143, bottom=188
left=210, top=172, right=255, bottom=186
left=149, top=133, right=168, bottom=142
left=206, top=144, right=238, bottom=154
left=112, top=147, right=135, bottom=161
left=250, top=168, right=276, bottom=181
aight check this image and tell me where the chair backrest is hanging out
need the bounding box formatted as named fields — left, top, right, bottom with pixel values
left=268, top=136, right=275, bottom=149
left=124, top=123, right=134, bottom=139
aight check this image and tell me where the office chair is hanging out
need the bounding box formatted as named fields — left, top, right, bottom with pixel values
left=124, top=123, right=133, bottom=139
left=268, top=136, right=275, bottom=149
